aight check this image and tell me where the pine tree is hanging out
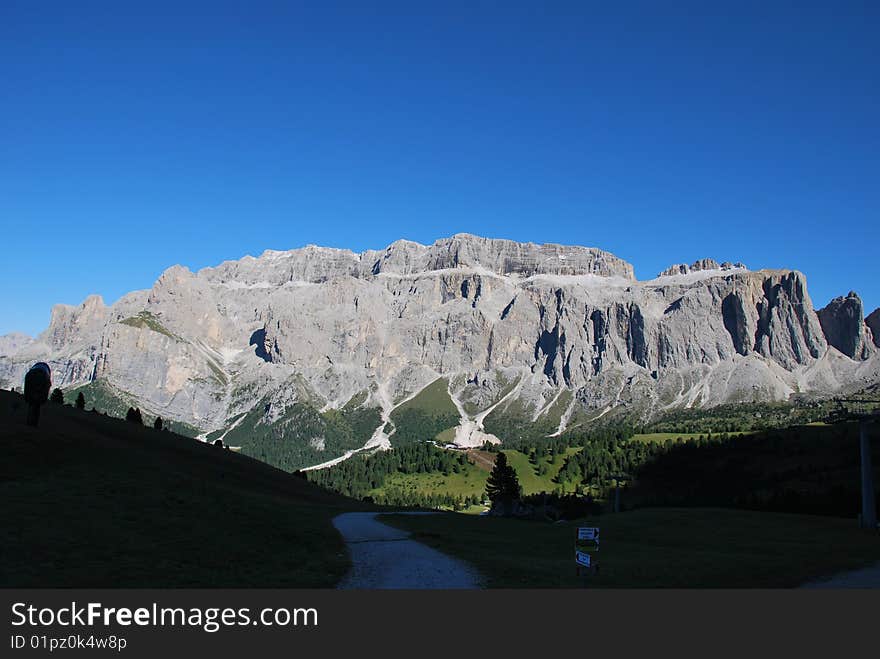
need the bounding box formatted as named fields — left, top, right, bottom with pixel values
left=50, top=388, right=64, bottom=404
left=485, top=452, right=521, bottom=513
left=126, top=407, right=143, bottom=425
left=153, top=416, right=164, bottom=431
left=75, top=392, right=86, bottom=410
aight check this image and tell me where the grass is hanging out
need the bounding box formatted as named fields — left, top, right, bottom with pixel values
left=503, top=449, right=552, bottom=494
left=372, top=468, right=488, bottom=500
left=541, top=390, right=573, bottom=430
left=223, top=395, right=381, bottom=472
left=502, top=448, right=582, bottom=495
left=364, top=447, right=583, bottom=504
left=644, top=399, right=842, bottom=435
left=118, top=311, right=179, bottom=340
left=392, top=377, right=458, bottom=417
left=361, top=446, right=585, bottom=505
left=482, top=397, right=557, bottom=446
left=380, top=507, right=880, bottom=588
left=434, top=427, right=457, bottom=444
left=0, top=389, right=366, bottom=587
left=388, top=378, right=460, bottom=446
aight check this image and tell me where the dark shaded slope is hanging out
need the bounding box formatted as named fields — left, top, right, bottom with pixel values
left=0, top=389, right=363, bottom=587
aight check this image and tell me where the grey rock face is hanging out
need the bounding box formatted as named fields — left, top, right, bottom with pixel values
left=817, top=292, right=875, bottom=360
left=866, top=308, right=880, bottom=349
left=365, top=234, right=636, bottom=279
left=0, top=333, right=34, bottom=357
left=0, top=234, right=877, bottom=467
left=658, top=259, right=746, bottom=278
left=43, top=294, right=108, bottom=349
left=199, top=233, right=635, bottom=286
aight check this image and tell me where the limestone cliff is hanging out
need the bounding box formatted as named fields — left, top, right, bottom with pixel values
left=2, top=234, right=877, bottom=468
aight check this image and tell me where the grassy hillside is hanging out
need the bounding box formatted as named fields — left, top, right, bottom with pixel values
left=643, top=400, right=836, bottom=434
left=373, top=469, right=489, bottom=501
left=501, top=447, right=582, bottom=495
left=0, top=389, right=364, bottom=587
left=64, top=379, right=200, bottom=437
left=382, top=507, right=880, bottom=588
left=482, top=398, right=556, bottom=447
left=118, top=311, right=180, bottom=340
left=224, top=394, right=381, bottom=472
left=307, top=442, right=487, bottom=510
left=314, top=446, right=584, bottom=509
left=388, top=378, right=459, bottom=446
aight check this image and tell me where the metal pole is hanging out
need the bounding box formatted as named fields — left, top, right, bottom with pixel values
left=859, top=421, right=877, bottom=529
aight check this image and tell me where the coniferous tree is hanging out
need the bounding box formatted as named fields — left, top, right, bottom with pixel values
left=153, top=416, right=164, bottom=431
left=126, top=407, right=143, bottom=425
left=75, top=392, right=86, bottom=410
left=486, top=452, right=521, bottom=513
left=50, top=388, right=64, bottom=404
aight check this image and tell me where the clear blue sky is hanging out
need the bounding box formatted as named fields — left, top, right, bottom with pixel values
left=1, top=1, right=877, bottom=336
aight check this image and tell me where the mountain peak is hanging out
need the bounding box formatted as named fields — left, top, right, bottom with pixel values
left=369, top=234, right=635, bottom=279
left=658, top=259, right=747, bottom=278
left=817, top=291, right=875, bottom=360
left=199, top=234, right=636, bottom=284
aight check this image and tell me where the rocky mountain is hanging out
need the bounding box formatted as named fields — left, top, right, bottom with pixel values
left=0, top=332, right=34, bottom=357
left=867, top=308, right=880, bottom=349
left=817, top=292, right=875, bottom=360
left=2, top=234, right=878, bottom=470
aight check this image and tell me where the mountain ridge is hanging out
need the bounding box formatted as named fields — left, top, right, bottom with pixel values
left=2, top=234, right=878, bottom=471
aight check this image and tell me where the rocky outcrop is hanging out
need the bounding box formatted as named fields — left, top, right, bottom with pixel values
left=365, top=234, right=636, bottom=279
left=751, top=271, right=827, bottom=367
left=1, top=235, right=877, bottom=466
left=0, top=332, right=34, bottom=357
left=42, top=294, right=107, bottom=349
left=866, top=308, right=880, bottom=349
left=817, top=292, right=874, bottom=360
left=200, top=233, right=635, bottom=287
left=658, top=259, right=746, bottom=278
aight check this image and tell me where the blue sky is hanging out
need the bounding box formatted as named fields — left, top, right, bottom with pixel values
left=1, top=1, right=877, bottom=336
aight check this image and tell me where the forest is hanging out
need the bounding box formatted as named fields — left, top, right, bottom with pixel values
left=307, top=410, right=879, bottom=520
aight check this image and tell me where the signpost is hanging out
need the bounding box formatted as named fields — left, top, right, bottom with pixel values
left=575, top=527, right=600, bottom=582
left=575, top=551, right=592, bottom=568
left=577, top=527, right=600, bottom=543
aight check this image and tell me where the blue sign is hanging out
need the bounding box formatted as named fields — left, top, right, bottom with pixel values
left=576, top=551, right=592, bottom=568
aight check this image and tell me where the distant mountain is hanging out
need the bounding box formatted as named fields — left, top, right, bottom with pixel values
left=2, top=233, right=878, bottom=470
left=0, top=332, right=34, bottom=357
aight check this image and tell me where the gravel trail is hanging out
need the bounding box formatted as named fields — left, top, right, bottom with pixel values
left=333, top=512, right=482, bottom=589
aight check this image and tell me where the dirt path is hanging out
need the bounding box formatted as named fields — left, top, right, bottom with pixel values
left=801, top=561, right=880, bottom=588
left=332, top=512, right=482, bottom=589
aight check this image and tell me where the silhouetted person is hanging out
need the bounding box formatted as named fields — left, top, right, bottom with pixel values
left=24, top=362, right=52, bottom=427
